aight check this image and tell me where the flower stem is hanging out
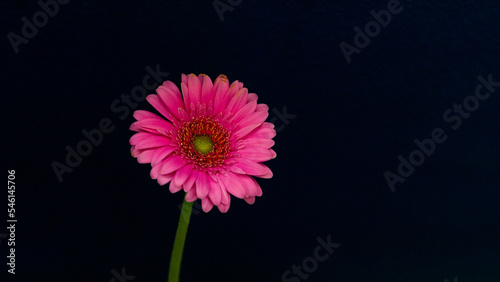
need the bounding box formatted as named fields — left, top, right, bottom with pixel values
left=168, top=195, right=193, bottom=282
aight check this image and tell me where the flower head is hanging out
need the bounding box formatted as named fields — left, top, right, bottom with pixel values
left=130, top=74, right=276, bottom=213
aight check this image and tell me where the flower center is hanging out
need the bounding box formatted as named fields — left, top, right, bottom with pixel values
left=192, top=135, right=214, bottom=155
left=177, top=116, right=231, bottom=170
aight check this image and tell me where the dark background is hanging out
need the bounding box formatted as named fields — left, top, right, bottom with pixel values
left=2, top=0, right=500, bottom=281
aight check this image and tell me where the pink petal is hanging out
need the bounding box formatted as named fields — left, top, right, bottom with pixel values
left=133, top=110, right=161, bottom=121
left=217, top=199, right=231, bottom=213
left=151, top=146, right=176, bottom=167
left=137, top=149, right=156, bottom=164
left=244, top=123, right=276, bottom=140
left=129, top=123, right=140, bottom=132
left=212, top=75, right=230, bottom=113
left=226, top=88, right=248, bottom=114
left=239, top=147, right=275, bottom=162
left=217, top=80, right=240, bottom=113
left=177, top=107, right=190, bottom=121
left=185, top=187, right=197, bottom=202
left=135, top=135, right=171, bottom=150
left=216, top=174, right=231, bottom=205
left=232, top=158, right=267, bottom=176
left=237, top=175, right=263, bottom=197
left=219, top=172, right=247, bottom=199
left=261, top=122, right=275, bottom=129
left=146, top=94, right=176, bottom=122
left=130, top=132, right=153, bottom=146
left=183, top=170, right=198, bottom=192
left=201, top=197, right=214, bottom=212
left=157, top=173, right=174, bottom=186
left=255, top=163, right=273, bottom=179
left=247, top=93, right=258, bottom=102
left=255, top=103, right=269, bottom=112
left=173, top=164, right=193, bottom=187
left=232, top=124, right=258, bottom=141
left=232, top=111, right=269, bottom=140
left=131, top=146, right=140, bottom=158
left=200, top=74, right=214, bottom=106
left=160, top=155, right=186, bottom=175
left=196, top=172, right=210, bottom=199
left=244, top=196, right=256, bottom=204
left=242, top=138, right=274, bottom=148
left=187, top=74, right=202, bottom=106
left=220, top=80, right=241, bottom=112
left=270, top=149, right=277, bottom=159
left=228, top=165, right=246, bottom=175
left=208, top=179, right=222, bottom=206
left=181, top=73, right=188, bottom=86
left=238, top=110, right=269, bottom=128
left=232, top=100, right=257, bottom=124
left=133, top=118, right=173, bottom=134
left=161, top=80, right=183, bottom=97
left=169, top=180, right=183, bottom=193
left=223, top=79, right=240, bottom=99
left=180, top=81, right=191, bottom=113
left=150, top=159, right=166, bottom=179
left=207, top=171, right=218, bottom=183
left=157, top=82, right=185, bottom=121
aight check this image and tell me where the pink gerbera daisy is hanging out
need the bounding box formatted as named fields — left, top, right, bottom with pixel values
left=130, top=74, right=276, bottom=213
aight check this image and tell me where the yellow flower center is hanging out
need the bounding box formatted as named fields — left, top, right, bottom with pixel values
left=192, top=135, right=214, bottom=155
left=177, top=116, right=231, bottom=170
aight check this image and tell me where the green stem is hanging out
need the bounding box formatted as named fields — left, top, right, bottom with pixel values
left=168, top=195, right=193, bottom=282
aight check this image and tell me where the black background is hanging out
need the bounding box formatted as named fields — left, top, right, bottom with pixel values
left=2, top=0, right=500, bottom=281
